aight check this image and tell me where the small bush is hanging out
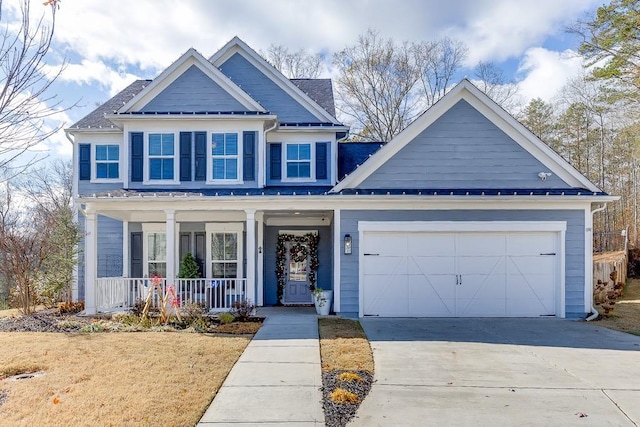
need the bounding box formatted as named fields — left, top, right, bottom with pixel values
left=330, top=388, right=359, bottom=404
left=218, top=312, right=235, bottom=324
left=130, top=299, right=146, bottom=317
left=58, top=301, right=84, bottom=314
left=230, top=299, right=256, bottom=321
left=337, top=372, right=362, bottom=382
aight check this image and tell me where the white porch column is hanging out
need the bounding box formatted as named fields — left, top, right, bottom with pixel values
left=84, top=211, right=97, bottom=315
left=122, top=221, right=129, bottom=277
left=165, top=210, right=176, bottom=284
left=333, top=209, right=341, bottom=313
left=256, top=212, right=265, bottom=306
left=245, top=209, right=256, bottom=304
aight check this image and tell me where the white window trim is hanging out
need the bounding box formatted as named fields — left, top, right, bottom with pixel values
left=142, top=223, right=167, bottom=278
left=91, top=143, right=122, bottom=183
left=205, top=223, right=244, bottom=279
left=144, top=132, right=179, bottom=185
left=281, top=142, right=316, bottom=183
left=207, top=131, right=243, bottom=184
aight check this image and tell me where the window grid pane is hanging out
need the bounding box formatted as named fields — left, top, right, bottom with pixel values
left=211, top=133, right=239, bottom=180
left=95, top=145, right=119, bottom=179
left=148, top=134, right=174, bottom=180
left=286, top=143, right=311, bottom=178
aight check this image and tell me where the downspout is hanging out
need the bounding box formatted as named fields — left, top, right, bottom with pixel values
left=586, top=203, right=608, bottom=321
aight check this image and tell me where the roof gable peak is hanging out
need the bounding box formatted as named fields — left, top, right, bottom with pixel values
left=210, top=36, right=339, bottom=124
left=119, top=47, right=264, bottom=113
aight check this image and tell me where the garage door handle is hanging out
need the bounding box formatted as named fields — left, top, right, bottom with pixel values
left=540, top=253, right=556, bottom=256
left=364, top=253, right=379, bottom=256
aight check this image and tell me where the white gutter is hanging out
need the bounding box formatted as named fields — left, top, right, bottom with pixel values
left=586, top=203, right=608, bottom=321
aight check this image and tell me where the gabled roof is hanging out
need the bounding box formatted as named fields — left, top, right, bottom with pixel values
left=331, top=79, right=602, bottom=194
left=338, top=142, right=385, bottom=180
left=118, top=48, right=264, bottom=113
left=69, top=80, right=149, bottom=130
left=210, top=36, right=340, bottom=124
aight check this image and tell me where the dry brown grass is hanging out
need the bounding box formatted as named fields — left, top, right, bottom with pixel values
left=596, top=278, right=640, bottom=336
left=0, top=332, right=251, bottom=426
left=329, top=388, right=359, bottom=404
left=215, top=321, right=262, bottom=334
left=0, top=306, right=46, bottom=318
left=318, top=318, right=374, bottom=372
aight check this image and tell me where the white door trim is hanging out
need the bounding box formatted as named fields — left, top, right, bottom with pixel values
left=358, top=221, right=566, bottom=318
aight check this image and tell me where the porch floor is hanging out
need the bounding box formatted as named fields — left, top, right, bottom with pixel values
left=198, top=306, right=323, bottom=425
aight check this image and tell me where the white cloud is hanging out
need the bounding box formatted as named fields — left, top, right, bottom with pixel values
left=51, top=60, right=141, bottom=96
left=517, top=47, right=584, bottom=103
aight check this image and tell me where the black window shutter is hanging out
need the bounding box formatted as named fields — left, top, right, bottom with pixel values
left=179, top=132, right=192, bottom=181
left=270, top=143, right=281, bottom=180
left=79, top=144, right=91, bottom=180
left=130, top=232, right=143, bottom=278
left=194, top=131, right=206, bottom=181
left=130, top=132, right=144, bottom=182
left=316, top=142, right=328, bottom=180
left=243, top=131, right=256, bottom=181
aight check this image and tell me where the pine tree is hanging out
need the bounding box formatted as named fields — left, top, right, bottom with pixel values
left=178, top=253, right=200, bottom=278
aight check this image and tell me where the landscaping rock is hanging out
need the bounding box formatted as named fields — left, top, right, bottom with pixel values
left=321, top=369, right=373, bottom=427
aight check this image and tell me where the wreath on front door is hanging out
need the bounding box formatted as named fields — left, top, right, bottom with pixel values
left=275, top=233, right=320, bottom=304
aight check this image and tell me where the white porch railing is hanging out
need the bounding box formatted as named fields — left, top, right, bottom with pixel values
left=95, top=277, right=247, bottom=313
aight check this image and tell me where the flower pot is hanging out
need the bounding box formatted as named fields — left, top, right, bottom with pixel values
left=313, top=290, right=332, bottom=316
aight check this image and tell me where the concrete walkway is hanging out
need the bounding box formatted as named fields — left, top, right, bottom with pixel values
left=198, top=307, right=324, bottom=426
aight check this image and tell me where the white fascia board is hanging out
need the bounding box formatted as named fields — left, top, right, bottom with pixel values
left=210, top=37, right=340, bottom=124
left=332, top=79, right=601, bottom=193
left=277, top=126, right=350, bottom=133
left=118, top=48, right=264, bottom=113
left=65, top=127, right=123, bottom=134
left=105, top=114, right=278, bottom=124
left=76, top=195, right=608, bottom=218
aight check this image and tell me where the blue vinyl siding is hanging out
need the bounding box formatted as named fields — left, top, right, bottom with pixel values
left=359, top=100, right=571, bottom=190
left=338, top=210, right=585, bottom=317
left=263, top=225, right=332, bottom=305
left=77, top=215, right=123, bottom=301
left=140, top=65, right=248, bottom=113
left=219, top=53, right=321, bottom=123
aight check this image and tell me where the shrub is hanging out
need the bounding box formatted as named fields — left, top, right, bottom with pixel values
left=57, top=301, right=84, bottom=314
left=178, top=252, right=200, bottom=278
left=180, top=302, right=209, bottom=331
left=230, top=299, right=256, bottom=321
left=330, top=388, right=359, bottom=404
left=218, top=312, right=235, bottom=324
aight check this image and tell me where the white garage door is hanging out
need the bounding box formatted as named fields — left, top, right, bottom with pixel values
left=361, top=229, right=559, bottom=317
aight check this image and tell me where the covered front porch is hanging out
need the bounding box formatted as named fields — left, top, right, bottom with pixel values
left=80, top=195, right=335, bottom=314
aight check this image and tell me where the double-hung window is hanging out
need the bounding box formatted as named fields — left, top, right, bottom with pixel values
left=146, top=232, right=167, bottom=277
left=148, top=133, right=175, bottom=180
left=211, top=133, right=238, bottom=180
left=95, top=144, right=119, bottom=180
left=285, top=143, right=312, bottom=179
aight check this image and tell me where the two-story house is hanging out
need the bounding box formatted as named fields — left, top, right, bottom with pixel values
left=68, top=37, right=615, bottom=319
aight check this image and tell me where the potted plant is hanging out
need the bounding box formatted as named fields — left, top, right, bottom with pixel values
left=312, top=287, right=332, bottom=316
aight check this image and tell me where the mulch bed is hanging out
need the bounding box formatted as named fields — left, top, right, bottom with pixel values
left=0, top=309, right=263, bottom=334
left=0, top=309, right=93, bottom=332
left=321, top=369, right=373, bottom=427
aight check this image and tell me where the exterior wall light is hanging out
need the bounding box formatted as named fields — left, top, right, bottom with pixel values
left=344, top=234, right=352, bottom=255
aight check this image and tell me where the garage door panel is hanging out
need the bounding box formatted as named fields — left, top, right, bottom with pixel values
left=408, top=255, right=456, bottom=275
left=363, top=255, right=405, bottom=275
left=364, top=233, right=407, bottom=255
left=408, top=233, right=455, bottom=256
left=507, top=233, right=556, bottom=255
left=408, top=274, right=456, bottom=317
left=457, top=234, right=505, bottom=256
left=361, top=228, right=559, bottom=318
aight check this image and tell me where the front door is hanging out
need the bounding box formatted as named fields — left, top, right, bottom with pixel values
left=284, top=242, right=312, bottom=304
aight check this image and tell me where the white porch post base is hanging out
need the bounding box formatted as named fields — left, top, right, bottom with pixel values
left=245, top=209, right=256, bottom=304
left=84, top=211, right=97, bottom=315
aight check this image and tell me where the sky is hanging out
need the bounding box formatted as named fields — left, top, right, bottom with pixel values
left=3, top=0, right=603, bottom=160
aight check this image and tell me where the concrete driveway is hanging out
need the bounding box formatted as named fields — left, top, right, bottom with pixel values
left=352, top=318, right=640, bottom=426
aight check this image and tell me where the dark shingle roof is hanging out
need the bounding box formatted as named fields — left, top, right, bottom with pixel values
left=70, top=80, right=150, bottom=129
left=338, top=142, right=385, bottom=180
left=290, top=79, right=336, bottom=118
